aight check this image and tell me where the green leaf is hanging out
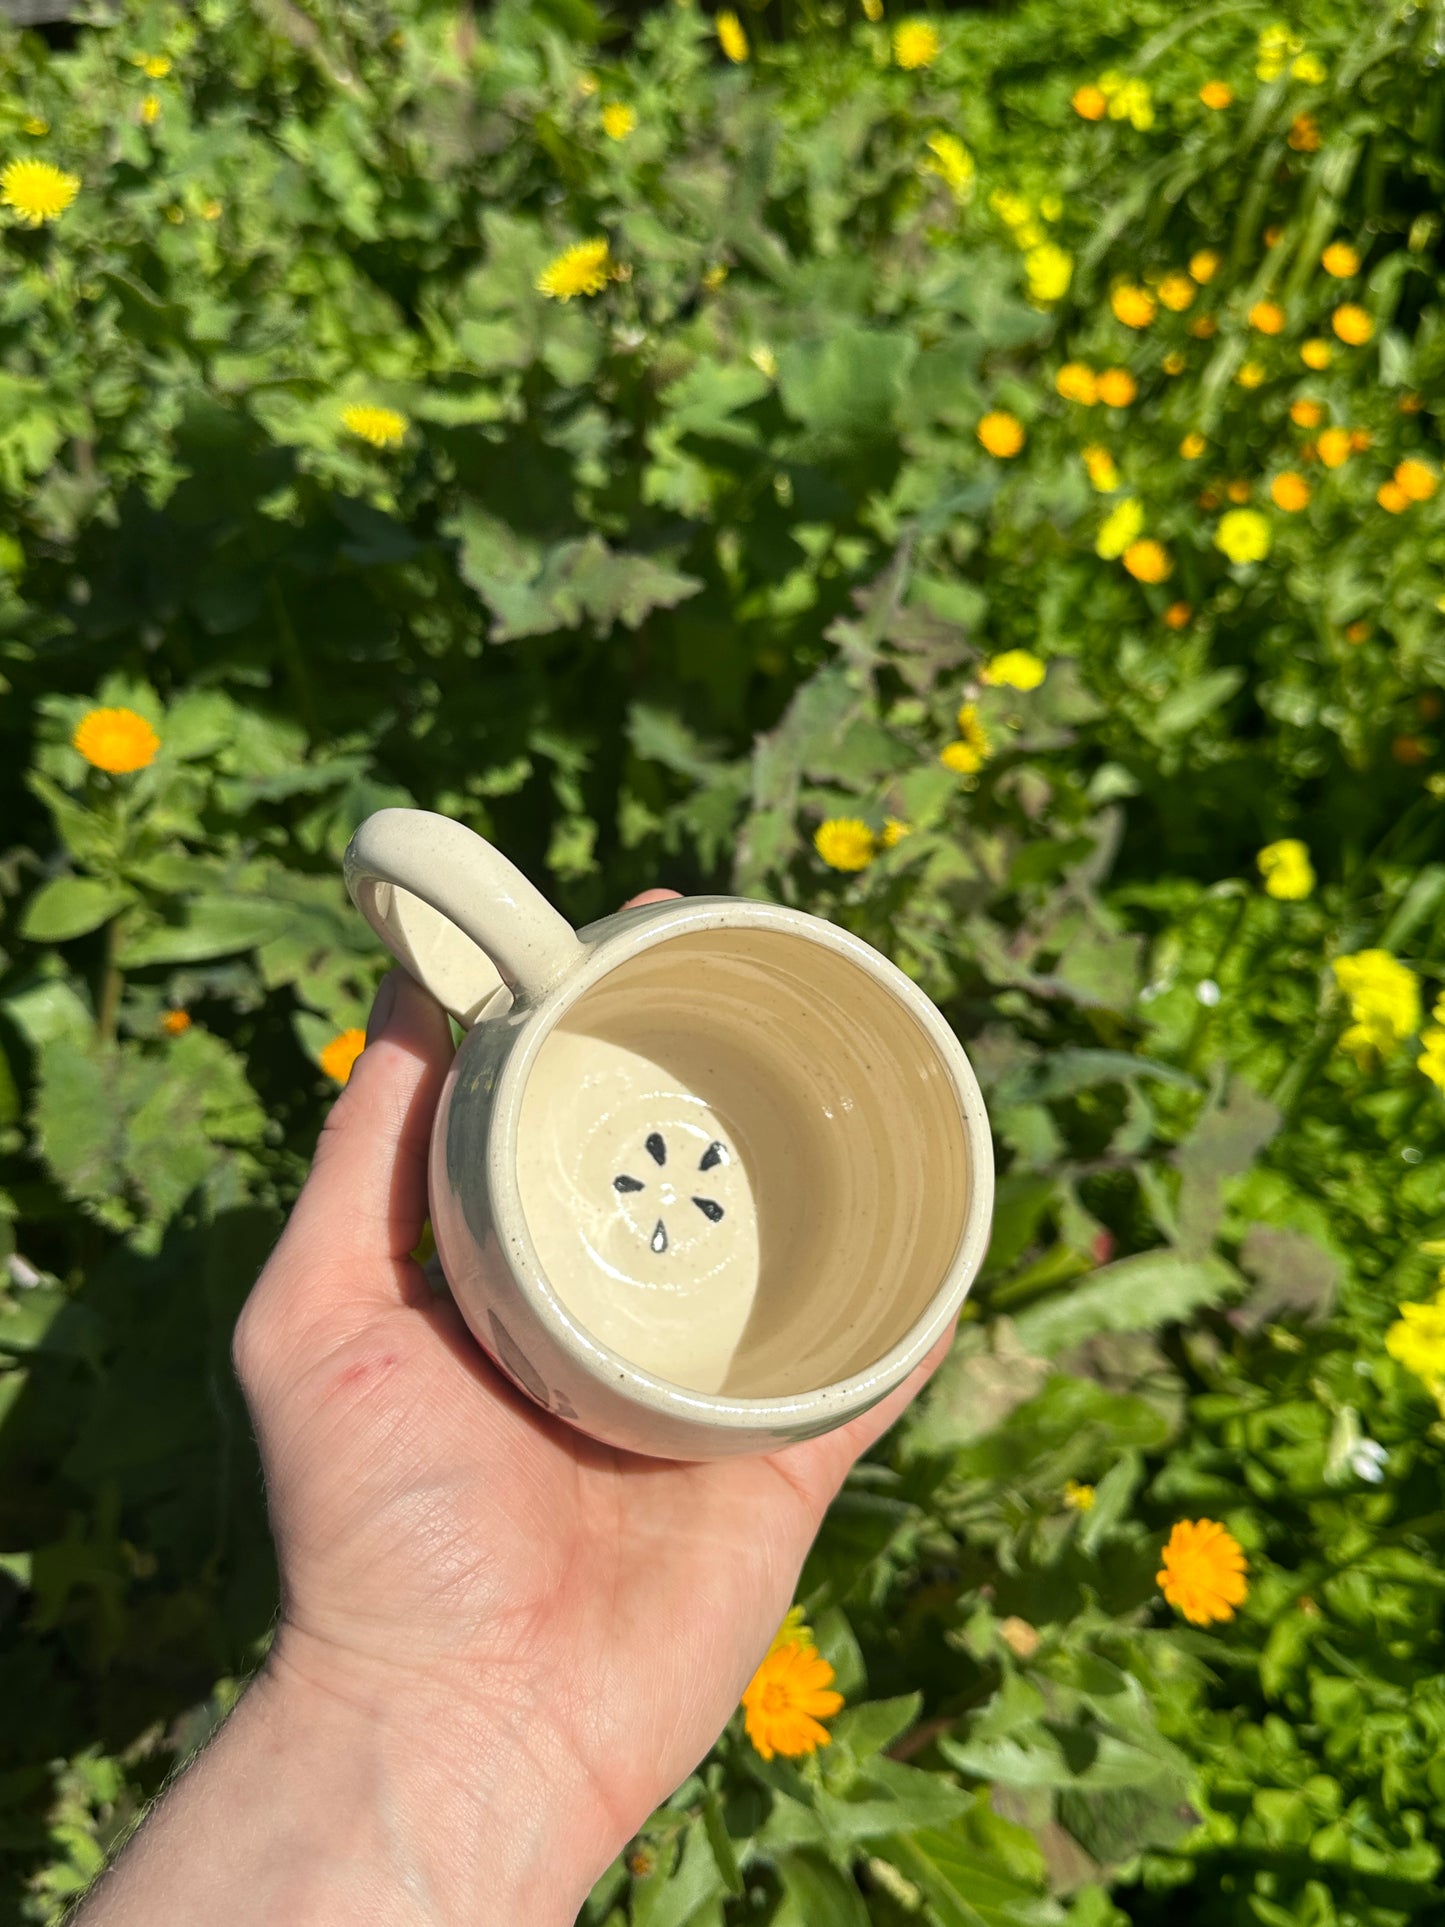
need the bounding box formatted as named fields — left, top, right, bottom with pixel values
left=1012, top=1252, right=1241, bottom=1357
left=21, top=877, right=134, bottom=943
left=701, top=1787, right=743, bottom=1897
left=829, top=1696, right=923, bottom=1765
left=777, top=327, right=917, bottom=446
left=880, top=1798, right=1060, bottom=1927
left=773, top=1852, right=869, bottom=1927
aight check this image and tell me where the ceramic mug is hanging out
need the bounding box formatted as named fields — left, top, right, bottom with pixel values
left=342, top=808, right=994, bottom=1460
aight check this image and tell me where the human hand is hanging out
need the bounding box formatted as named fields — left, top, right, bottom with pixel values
left=94, top=892, right=952, bottom=1926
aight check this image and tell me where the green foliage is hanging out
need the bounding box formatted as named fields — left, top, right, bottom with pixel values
left=3, top=0, right=1445, bottom=1921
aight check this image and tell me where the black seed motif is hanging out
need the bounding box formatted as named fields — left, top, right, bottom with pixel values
left=650, top=1219, right=668, bottom=1253
left=613, top=1174, right=644, bottom=1193
left=693, top=1196, right=724, bottom=1223
left=699, top=1141, right=725, bottom=1172
left=645, top=1132, right=667, bottom=1166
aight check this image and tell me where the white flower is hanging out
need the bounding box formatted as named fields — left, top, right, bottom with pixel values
left=1196, top=979, right=1221, bottom=1007
left=1349, top=1438, right=1388, bottom=1484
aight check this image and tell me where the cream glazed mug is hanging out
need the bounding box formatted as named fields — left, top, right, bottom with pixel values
left=342, top=808, right=994, bottom=1461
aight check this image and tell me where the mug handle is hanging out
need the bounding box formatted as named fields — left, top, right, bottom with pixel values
left=343, top=808, right=585, bottom=1025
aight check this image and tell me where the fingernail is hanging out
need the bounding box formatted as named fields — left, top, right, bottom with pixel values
left=365, top=970, right=401, bottom=1044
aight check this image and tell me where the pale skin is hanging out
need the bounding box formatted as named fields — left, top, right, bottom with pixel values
left=78, top=892, right=951, bottom=1927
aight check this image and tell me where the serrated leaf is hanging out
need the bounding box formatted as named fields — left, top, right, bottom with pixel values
left=1012, top=1252, right=1241, bottom=1357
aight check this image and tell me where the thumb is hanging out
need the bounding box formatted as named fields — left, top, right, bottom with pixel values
left=270, top=969, right=456, bottom=1318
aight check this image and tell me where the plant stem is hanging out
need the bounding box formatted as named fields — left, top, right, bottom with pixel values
left=97, top=914, right=124, bottom=1044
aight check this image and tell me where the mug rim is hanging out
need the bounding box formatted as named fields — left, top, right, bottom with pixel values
left=485, top=897, right=994, bottom=1432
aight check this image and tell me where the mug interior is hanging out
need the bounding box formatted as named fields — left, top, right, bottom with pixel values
left=515, top=925, right=972, bottom=1399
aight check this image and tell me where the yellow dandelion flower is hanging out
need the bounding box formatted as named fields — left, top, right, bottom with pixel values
left=1096, top=495, right=1144, bottom=558
left=1199, top=80, right=1233, bottom=109
left=1387, top=1289, right=1445, bottom=1384
left=73, top=706, right=160, bottom=774
left=341, top=402, right=409, bottom=448
left=1180, top=431, right=1206, bottom=460
left=0, top=157, right=81, bottom=225
left=1419, top=1029, right=1445, bottom=1093
left=1332, top=304, right=1373, bottom=345
left=1063, top=1479, right=1096, bottom=1511
left=601, top=103, right=636, bottom=140
left=1290, top=398, right=1324, bottom=428
left=923, top=132, right=974, bottom=201
left=1333, top=949, right=1421, bottom=1064
left=1257, top=839, right=1314, bottom=899
left=1292, top=52, right=1326, bottom=84
left=1072, top=83, right=1107, bottom=120
left=980, top=650, right=1045, bottom=691
left=1236, top=360, right=1266, bottom=390
left=716, top=10, right=748, bottom=61
left=320, top=1027, right=368, bottom=1085
left=1055, top=362, right=1097, bottom=404
left=862, top=0, right=883, bottom=18
left=1024, top=242, right=1072, bottom=304
left=1215, top=508, right=1271, bottom=564
left=536, top=237, right=613, bottom=301
left=977, top=410, right=1024, bottom=457
left=1104, top=74, right=1153, bottom=130
left=141, top=94, right=161, bottom=125
left=741, top=1640, right=844, bottom=1762
left=813, top=818, right=876, bottom=871
left=1162, top=350, right=1187, bottom=375
left=1097, top=367, right=1137, bottom=407
left=1189, top=250, right=1220, bottom=284
left=1377, top=480, right=1410, bottom=514
left=201, top=198, right=223, bottom=221
left=1271, top=471, right=1311, bottom=511
left=955, top=693, right=994, bottom=751
left=1158, top=272, right=1196, bottom=312
left=768, top=1605, right=814, bottom=1654
left=1123, top=538, right=1171, bottom=583
left=1082, top=445, right=1120, bottom=491
left=1396, top=459, right=1438, bottom=503
left=22, top=116, right=48, bottom=137
left=1158, top=1519, right=1248, bottom=1627
left=142, top=53, right=173, bottom=78
left=880, top=817, right=912, bottom=848
left=1321, top=241, right=1359, bottom=278
left=893, top=19, right=940, bottom=69
left=1300, top=338, right=1333, bottom=370
left=1111, top=284, right=1156, bottom=328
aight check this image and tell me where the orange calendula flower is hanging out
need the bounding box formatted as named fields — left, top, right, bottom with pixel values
left=1332, top=304, right=1373, bottom=345
left=1111, top=284, right=1156, bottom=328
left=1163, top=600, right=1192, bottom=629
left=1188, top=315, right=1217, bottom=340
left=1250, top=299, right=1286, bottom=335
left=1189, top=250, right=1220, bottom=284
left=1179, top=431, right=1206, bottom=460
left=977, top=410, right=1024, bottom=456
left=160, top=1009, right=192, bottom=1036
left=813, top=818, right=875, bottom=871
left=1072, top=83, right=1107, bottom=120
left=1349, top=427, right=1372, bottom=452
left=73, top=706, right=160, bottom=773
left=1056, top=362, right=1097, bottom=404
left=1289, top=398, right=1323, bottom=428
left=1271, top=471, right=1311, bottom=511
left=741, top=1640, right=844, bottom=1761
left=1345, top=619, right=1372, bottom=644
left=1157, top=272, right=1195, bottom=311
left=1287, top=112, right=1321, bottom=152
left=320, top=1028, right=368, bottom=1085
left=1321, top=240, right=1360, bottom=278
left=1096, top=367, right=1137, bottom=407
left=1158, top=1518, right=1248, bottom=1626
left=1300, top=338, right=1332, bottom=369
left=1199, top=80, right=1233, bottom=109
left=1396, top=459, right=1438, bottom=503
left=1226, top=478, right=1253, bottom=504
left=1123, top=538, right=1171, bottom=583
left=1377, top=480, right=1410, bottom=514
left=1317, top=427, right=1351, bottom=468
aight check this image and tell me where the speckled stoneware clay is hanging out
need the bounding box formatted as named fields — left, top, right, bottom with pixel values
left=343, top=808, right=994, bottom=1460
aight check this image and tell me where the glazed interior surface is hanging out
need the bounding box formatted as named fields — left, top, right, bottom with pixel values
left=515, top=926, right=972, bottom=1397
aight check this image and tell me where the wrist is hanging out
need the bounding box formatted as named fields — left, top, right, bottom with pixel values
left=248, top=1628, right=607, bottom=1926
